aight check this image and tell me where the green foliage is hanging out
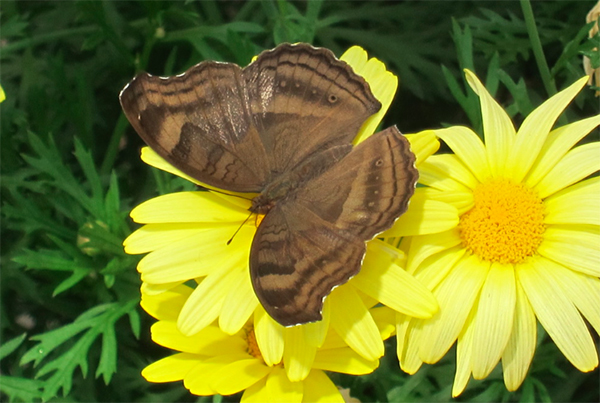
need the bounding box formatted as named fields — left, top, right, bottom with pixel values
left=0, top=1, right=598, bottom=402
left=19, top=301, right=139, bottom=400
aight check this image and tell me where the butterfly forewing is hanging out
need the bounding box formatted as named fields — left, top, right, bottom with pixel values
left=120, top=62, right=269, bottom=192
left=243, top=44, right=382, bottom=176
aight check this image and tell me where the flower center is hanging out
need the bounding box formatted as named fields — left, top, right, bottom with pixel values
left=458, top=179, right=546, bottom=264
left=243, top=325, right=263, bottom=360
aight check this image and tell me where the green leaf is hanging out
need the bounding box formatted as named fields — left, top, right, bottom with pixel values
left=552, top=21, right=596, bottom=75
left=485, top=52, right=501, bottom=97
left=53, top=268, right=89, bottom=296
left=96, top=322, right=117, bottom=384
left=73, top=138, right=103, bottom=211
left=127, top=309, right=141, bottom=340
left=22, top=132, right=93, bottom=214
left=451, top=17, right=475, bottom=72
left=20, top=300, right=138, bottom=399
left=13, top=248, right=85, bottom=272
left=0, top=333, right=27, bottom=361
left=498, top=70, right=534, bottom=118
left=1, top=14, right=30, bottom=39
left=2, top=190, right=76, bottom=240
left=104, top=172, right=121, bottom=231
left=0, top=375, right=45, bottom=402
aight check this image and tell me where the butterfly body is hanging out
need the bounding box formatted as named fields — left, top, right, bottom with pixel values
left=120, top=43, right=418, bottom=327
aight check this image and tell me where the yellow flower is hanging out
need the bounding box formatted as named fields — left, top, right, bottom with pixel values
left=394, top=70, right=600, bottom=396
left=140, top=284, right=394, bottom=402
left=124, top=46, right=443, bottom=383
left=0, top=84, right=5, bottom=103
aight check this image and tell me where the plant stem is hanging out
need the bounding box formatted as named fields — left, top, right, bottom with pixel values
left=520, top=0, right=557, bottom=97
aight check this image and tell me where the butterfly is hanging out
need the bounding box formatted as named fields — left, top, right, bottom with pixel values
left=120, top=43, right=418, bottom=327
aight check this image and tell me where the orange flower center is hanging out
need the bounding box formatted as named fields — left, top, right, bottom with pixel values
left=458, top=179, right=546, bottom=264
left=243, top=325, right=263, bottom=360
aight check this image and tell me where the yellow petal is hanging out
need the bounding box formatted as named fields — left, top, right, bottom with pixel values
left=138, top=225, right=251, bottom=284
left=413, top=246, right=466, bottom=292
left=219, top=269, right=259, bottom=335
left=302, top=309, right=330, bottom=348
left=254, top=307, right=284, bottom=366
left=544, top=177, right=600, bottom=226
left=210, top=358, right=272, bottom=395
left=535, top=142, right=600, bottom=199
left=141, top=147, right=201, bottom=184
left=284, top=326, right=317, bottom=382
left=125, top=223, right=208, bottom=254
left=537, top=226, right=600, bottom=277
left=434, top=126, right=491, bottom=183
left=302, top=370, right=345, bottom=403
left=453, top=309, right=475, bottom=397
left=419, top=254, right=489, bottom=363
left=241, top=376, right=268, bottom=403
left=383, top=190, right=459, bottom=237
left=354, top=241, right=437, bottom=318
left=501, top=281, right=537, bottom=391
left=414, top=187, right=474, bottom=216
left=130, top=191, right=249, bottom=224
left=140, top=281, right=181, bottom=296
left=329, top=286, right=384, bottom=360
left=313, top=346, right=379, bottom=375
left=506, top=76, right=589, bottom=183
left=264, top=366, right=303, bottom=403
left=184, top=354, right=250, bottom=395
left=542, top=259, right=600, bottom=336
left=406, top=130, right=441, bottom=168
left=517, top=257, right=599, bottom=371
left=141, top=352, right=198, bottom=383
left=419, top=154, right=478, bottom=191
left=397, top=318, right=425, bottom=375
left=471, top=263, right=516, bottom=379
left=464, top=69, right=516, bottom=179
left=526, top=115, right=600, bottom=188
left=178, top=264, right=245, bottom=335
left=369, top=306, right=396, bottom=341
left=405, top=229, right=462, bottom=273
left=141, top=284, right=192, bottom=321
left=151, top=321, right=245, bottom=355
left=341, top=46, right=398, bottom=144
left=0, top=84, right=5, bottom=103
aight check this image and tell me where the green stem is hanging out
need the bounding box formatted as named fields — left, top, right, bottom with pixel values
left=520, top=0, right=557, bottom=97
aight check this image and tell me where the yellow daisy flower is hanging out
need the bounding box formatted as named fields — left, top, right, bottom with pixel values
left=140, top=283, right=395, bottom=402
left=394, top=69, right=600, bottom=396
left=124, top=46, right=445, bottom=383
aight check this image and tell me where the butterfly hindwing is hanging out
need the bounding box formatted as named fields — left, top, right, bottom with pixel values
left=250, top=202, right=366, bottom=326
left=296, top=125, right=418, bottom=239
left=250, top=126, right=417, bottom=325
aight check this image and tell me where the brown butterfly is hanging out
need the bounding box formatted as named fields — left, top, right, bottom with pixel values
left=120, top=43, right=418, bottom=327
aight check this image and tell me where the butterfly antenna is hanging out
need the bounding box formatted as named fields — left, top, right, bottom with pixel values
left=227, top=211, right=254, bottom=245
